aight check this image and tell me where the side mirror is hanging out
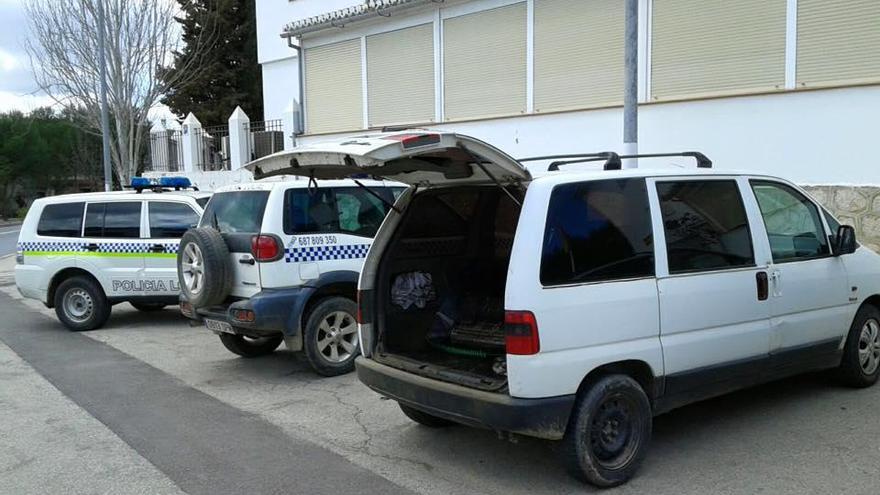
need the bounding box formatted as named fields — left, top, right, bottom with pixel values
left=834, top=225, right=857, bottom=256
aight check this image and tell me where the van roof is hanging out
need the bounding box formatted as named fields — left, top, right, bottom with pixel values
left=528, top=166, right=780, bottom=185
left=32, top=189, right=211, bottom=205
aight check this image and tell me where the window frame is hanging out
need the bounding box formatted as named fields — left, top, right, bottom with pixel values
left=281, top=186, right=396, bottom=238
left=748, top=179, right=834, bottom=264
left=539, top=178, right=658, bottom=289
left=146, top=200, right=200, bottom=239
left=649, top=176, right=759, bottom=278
left=83, top=200, right=145, bottom=239
left=36, top=202, right=85, bottom=238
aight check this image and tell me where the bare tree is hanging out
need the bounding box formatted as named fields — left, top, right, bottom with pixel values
left=24, top=0, right=211, bottom=184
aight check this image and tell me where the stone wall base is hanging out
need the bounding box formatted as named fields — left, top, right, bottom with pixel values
left=802, top=185, right=880, bottom=252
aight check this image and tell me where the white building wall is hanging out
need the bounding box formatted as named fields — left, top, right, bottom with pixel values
left=261, top=56, right=300, bottom=122
left=256, top=0, right=880, bottom=186
left=293, top=85, right=880, bottom=186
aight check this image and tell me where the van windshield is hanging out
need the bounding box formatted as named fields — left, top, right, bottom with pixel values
left=200, top=191, right=269, bottom=233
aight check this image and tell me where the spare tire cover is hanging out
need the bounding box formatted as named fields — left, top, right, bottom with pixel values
left=177, top=227, right=233, bottom=308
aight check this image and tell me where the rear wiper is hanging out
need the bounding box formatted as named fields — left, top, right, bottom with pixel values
left=353, top=179, right=400, bottom=213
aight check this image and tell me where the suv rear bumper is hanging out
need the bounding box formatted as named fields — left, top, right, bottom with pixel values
left=356, top=357, right=575, bottom=440
left=181, top=286, right=314, bottom=338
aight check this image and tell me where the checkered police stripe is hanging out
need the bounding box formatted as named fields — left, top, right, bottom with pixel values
left=19, top=240, right=180, bottom=255
left=285, top=244, right=370, bottom=263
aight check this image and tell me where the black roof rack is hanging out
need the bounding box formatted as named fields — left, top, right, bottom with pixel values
left=518, top=151, right=712, bottom=171
left=518, top=152, right=622, bottom=171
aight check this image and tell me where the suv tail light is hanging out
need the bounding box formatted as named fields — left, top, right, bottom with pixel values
left=250, top=234, right=283, bottom=262
left=504, top=310, right=540, bottom=355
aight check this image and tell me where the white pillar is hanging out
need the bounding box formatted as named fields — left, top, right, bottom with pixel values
left=228, top=106, right=251, bottom=169
left=282, top=99, right=302, bottom=150
left=149, top=120, right=169, bottom=172
left=181, top=112, right=202, bottom=173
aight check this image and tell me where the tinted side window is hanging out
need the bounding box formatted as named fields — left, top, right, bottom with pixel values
left=149, top=202, right=200, bottom=238
left=84, top=202, right=142, bottom=238
left=657, top=180, right=754, bottom=274
left=37, top=202, right=84, bottom=237
left=541, top=179, right=655, bottom=286
left=200, top=191, right=269, bottom=233
left=751, top=181, right=830, bottom=262
left=283, top=187, right=390, bottom=237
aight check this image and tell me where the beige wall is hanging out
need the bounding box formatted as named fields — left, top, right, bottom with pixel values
left=803, top=186, right=880, bottom=252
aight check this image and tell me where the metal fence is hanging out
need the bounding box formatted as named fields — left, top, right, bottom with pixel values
left=194, top=124, right=230, bottom=171
left=147, top=130, right=184, bottom=173
left=245, top=120, right=284, bottom=162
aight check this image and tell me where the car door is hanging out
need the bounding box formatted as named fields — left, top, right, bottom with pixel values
left=145, top=200, right=201, bottom=296
left=746, top=179, right=851, bottom=364
left=78, top=200, right=146, bottom=297
left=650, top=177, right=772, bottom=398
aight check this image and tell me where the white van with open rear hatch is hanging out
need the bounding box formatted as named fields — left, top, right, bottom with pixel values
left=247, top=131, right=880, bottom=487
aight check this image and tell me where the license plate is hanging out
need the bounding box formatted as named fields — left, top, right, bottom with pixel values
left=205, top=319, right=234, bottom=334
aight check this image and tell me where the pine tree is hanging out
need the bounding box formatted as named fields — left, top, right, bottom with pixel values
left=161, top=0, right=263, bottom=126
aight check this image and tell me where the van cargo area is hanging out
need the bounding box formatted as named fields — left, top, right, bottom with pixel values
left=374, top=186, right=523, bottom=391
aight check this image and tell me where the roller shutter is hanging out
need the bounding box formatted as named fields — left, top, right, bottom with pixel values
left=797, top=0, right=880, bottom=87
left=534, top=0, right=624, bottom=112
left=651, top=0, right=787, bottom=100
left=305, top=39, right=363, bottom=134
left=366, top=23, right=435, bottom=127
left=443, top=3, right=527, bottom=121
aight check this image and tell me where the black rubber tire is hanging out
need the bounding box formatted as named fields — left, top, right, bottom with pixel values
left=837, top=304, right=880, bottom=388
left=399, top=403, right=456, bottom=428
left=177, top=227, right=232, bottom=308
left=53, top=276, right=111, bottom=331
left=562, top=374, right=652, bottom=488
left=218, top=333, right=284, bottom=357
left=302, top=297, right=360, bottom=377
left=130, top=302, right=166, bottom=312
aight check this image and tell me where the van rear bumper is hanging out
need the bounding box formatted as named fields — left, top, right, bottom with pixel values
left=356, top=357, right=575, bottom=440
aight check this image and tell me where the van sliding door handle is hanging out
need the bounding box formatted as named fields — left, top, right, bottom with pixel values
left=239, top=257, right=255, bottom=265
left=756, top=272, right=769, bottom=301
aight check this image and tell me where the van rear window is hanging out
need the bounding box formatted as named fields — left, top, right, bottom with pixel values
left=200, top=191, right=269, bottom=233
left=37, top=202, right=85, bottom=237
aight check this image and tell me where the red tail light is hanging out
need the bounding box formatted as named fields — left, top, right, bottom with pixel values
left=504, top=310, right=540, bottom=355
left=250, top=234, right=282, bottom=262
left=357, top=289, right=372, bottom=325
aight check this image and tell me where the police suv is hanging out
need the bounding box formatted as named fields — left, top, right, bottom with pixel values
left=178, top=178, right=402, bottom=376
left=247, top=131, right=880, bottom=487
left=15, top=177, right=210, bottom=330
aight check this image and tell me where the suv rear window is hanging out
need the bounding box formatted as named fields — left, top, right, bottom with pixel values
left=37, top=202, right=85, bottom=237
left=200, top=191, right=269, bottom=233
left=283, top=187, right=394, bottom=237
left=541, top=179, right=655, bottom=286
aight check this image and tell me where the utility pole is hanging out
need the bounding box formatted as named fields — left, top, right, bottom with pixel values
left=623, top=0, right=638, bottom=168
left=96, top=0, right=113, bottom=191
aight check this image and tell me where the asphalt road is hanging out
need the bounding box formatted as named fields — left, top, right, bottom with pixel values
left=0, top=255, right=879, bottom=494
left=0, top=224, right=21, bottom=256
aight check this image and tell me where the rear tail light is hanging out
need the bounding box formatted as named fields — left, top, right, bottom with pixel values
left=250, top=234, right=282, bottom=262
left=504, top=310, right=540, bottom=355
left=357, top=289, right=372, bottom=325
left=232, top=309, right=256, bottom=322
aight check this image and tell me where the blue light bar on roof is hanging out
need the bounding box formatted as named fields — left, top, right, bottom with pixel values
left=131, top=177, right=155, bottom=189
left=158, top=176, right=192, bottom=189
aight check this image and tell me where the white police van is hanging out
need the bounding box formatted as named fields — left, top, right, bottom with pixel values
left=247, top=131, right=880, bottom=487
left=178, top=178, right=403, bottom=376
left=15, top=177, right=210, bottom=330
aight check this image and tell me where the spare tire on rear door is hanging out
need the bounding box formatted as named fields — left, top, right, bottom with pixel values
left=178, top=227, right=232, bottom=308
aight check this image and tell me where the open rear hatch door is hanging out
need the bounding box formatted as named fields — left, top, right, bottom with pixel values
left=244, top=132, right=531, bottom=186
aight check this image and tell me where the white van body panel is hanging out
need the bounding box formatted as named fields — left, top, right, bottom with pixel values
left=504, top=178, right=663, bottom=399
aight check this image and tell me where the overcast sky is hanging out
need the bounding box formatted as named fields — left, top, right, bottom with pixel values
left=0, top=0, right=56, bottom=112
